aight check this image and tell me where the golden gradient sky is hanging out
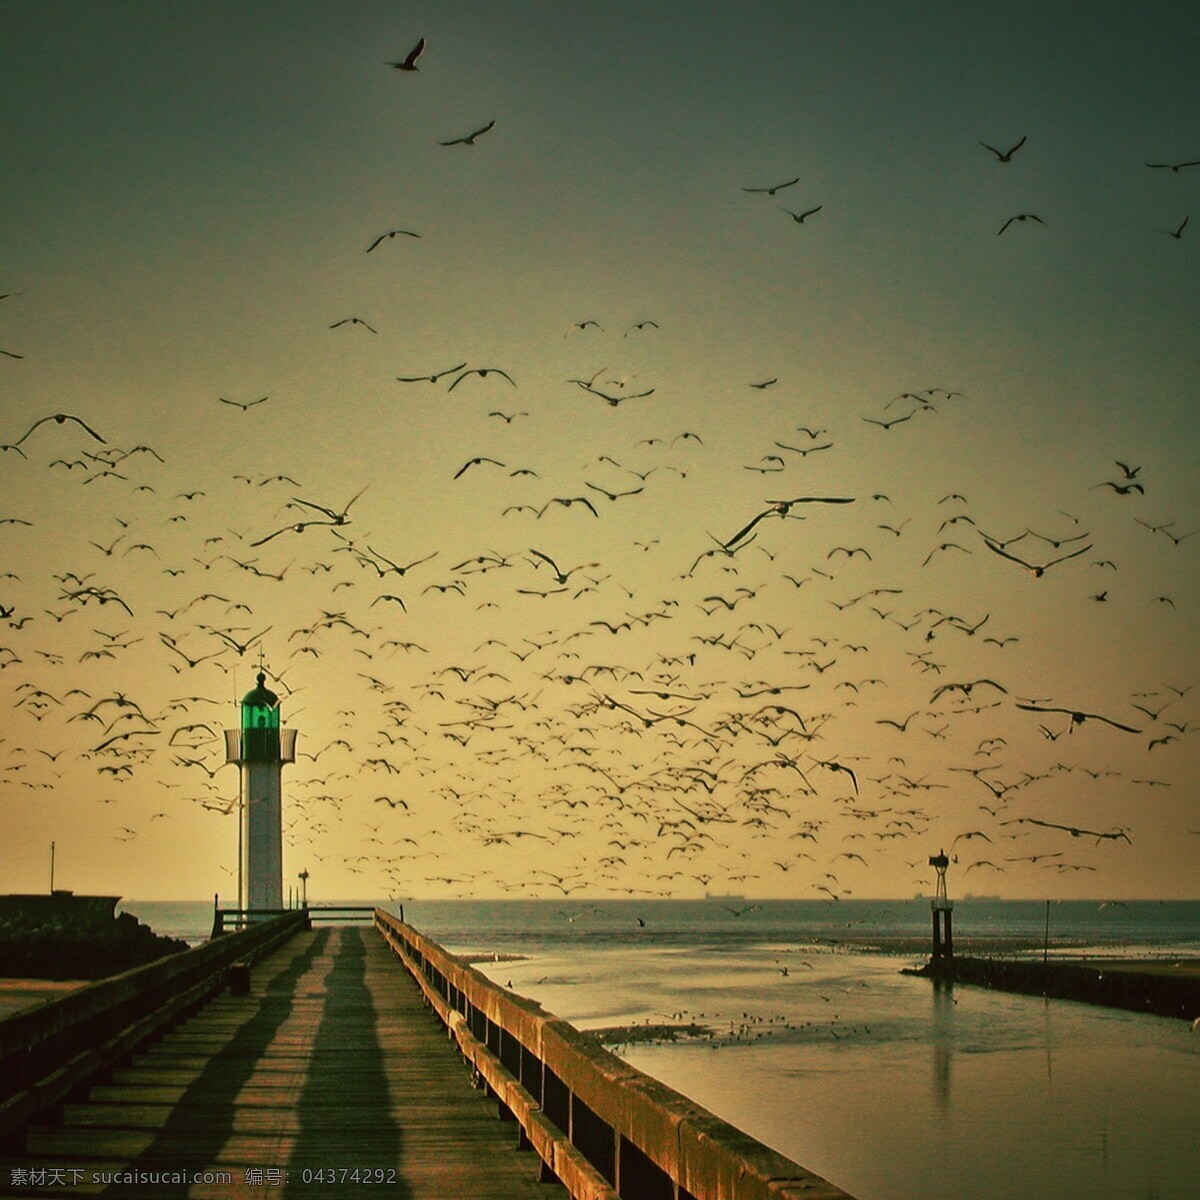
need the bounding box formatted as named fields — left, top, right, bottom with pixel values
left=2, top=2, right=1198, bottom=901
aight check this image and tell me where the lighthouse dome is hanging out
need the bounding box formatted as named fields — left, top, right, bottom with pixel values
left=240, top=672, right=280, bottom=731
left=241, top=672, right=279, bottom=709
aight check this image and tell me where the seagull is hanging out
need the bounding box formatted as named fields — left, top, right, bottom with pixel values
left=1145, top=160, right=1200, bottom=172
left=980, top=135, right=1026, bottom=162
left=385, top=38, right=425, bottom=71
left=12, top=413, right=106, bottom=446
left=573, top=380, right=654, bottom=406
left=439, top=119, right=496, bottom=146
left=585, top=481, right=643, bottom=501
left=367, top=229, right=421, bottom=253
left=527, top=549, right=598, bottom=584
left=329, top=317, right=377, bottom=333
left=447, top=367, right=515, bottom=391
left=780, top=205, right=822, bottom=224
left=980, top=536, right=1092, bottom=577
left=742, top=177, right=799, bottom=195
left=862, top=411, right=916, bottom=430
left=1014, top=703, right=1141, bottom=734
left=1091, top=481, right=1144, bottom=495
left=815, top=760, right=858, bottom=794
left=720, top=495, right=854, bottom=549
left=537, top=496, right=599, bottom=519
left=1168, top=216, right=1189, bottom=239
left=396, top=363, right=467, bottom=383
left=1004, top=817, right=1131, bottom=843
left=997, top=213, right=1045, bottom=235
left=452, top=457, right=505, bottom=480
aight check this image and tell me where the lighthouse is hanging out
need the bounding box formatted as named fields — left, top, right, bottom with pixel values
left=224, top=671, right=296, bottom=913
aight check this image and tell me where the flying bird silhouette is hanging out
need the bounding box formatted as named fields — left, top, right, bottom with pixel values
left=980, top=135, right=1026, bottom=162
left=743, top=177, right=800, bottom=195
left=439, top=119, right=496, bottom=146
left=1014, top=703, right=1141, bottom=734
left=862, top=411, right=916, bottom=430
left=12, top=413, right=106, bottom=447
left=447, top=367, right=515, bottom=391
left=396, top=363, right=467, bottom=383
left=367, top=229, right=421, bottom=253
left=527, top=549, right=598, bottom=583
left=386, top=38, right=425, bottom=71
left=719, top=496, right=854, bottom=549
left=1004, top=817, right=1131, bottom=842
left=537, top=496, right=599, bottom=519
left=1091, top=481, right=1144, bottom=495
left=997, top=213, right=1045, bottom=235
left=780, top=205, right=822, bottom=223
left=453, top=457, right=505, bottom=480
left=980, top=536, right=1092, bottom=577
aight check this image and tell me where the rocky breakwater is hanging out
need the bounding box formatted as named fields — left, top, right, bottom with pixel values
left=0, top=892, right=189, bottom=980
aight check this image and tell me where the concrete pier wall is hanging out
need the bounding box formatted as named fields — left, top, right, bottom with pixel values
left=909, top=955, right=1200, bottom=1022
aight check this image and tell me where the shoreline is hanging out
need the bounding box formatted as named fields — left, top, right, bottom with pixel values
left=0, top=978, right=90, bottom=1018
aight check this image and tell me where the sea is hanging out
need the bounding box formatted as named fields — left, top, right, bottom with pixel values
left=118, top=898, right=1200, bottom=1200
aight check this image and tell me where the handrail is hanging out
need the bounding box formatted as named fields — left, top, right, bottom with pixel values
left=0, top=911, right=306, bottom=1143
left=375, top=908, right=855, bottom=1200
left=211, top=904, right=379, bottom=935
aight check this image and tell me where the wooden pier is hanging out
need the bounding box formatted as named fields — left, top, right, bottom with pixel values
left=1, top=912, right=854, bottom=1200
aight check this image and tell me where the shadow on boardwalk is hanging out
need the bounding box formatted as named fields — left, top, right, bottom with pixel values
left=284, top=929, right=408, bottom=1196
left=98, top=928, right=410, bottom=1199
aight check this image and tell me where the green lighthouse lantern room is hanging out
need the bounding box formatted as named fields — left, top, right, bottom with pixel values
left=240, top=672, right=281, bottom=761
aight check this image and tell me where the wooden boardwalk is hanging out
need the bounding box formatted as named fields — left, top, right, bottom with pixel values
left=1, top=927, right=567, bottom=1200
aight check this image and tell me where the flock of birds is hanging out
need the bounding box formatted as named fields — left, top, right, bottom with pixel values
left=1, top=34, right=1197, bottom=910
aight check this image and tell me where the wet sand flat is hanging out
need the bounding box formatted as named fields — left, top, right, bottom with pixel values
left=0, top=978, right=89, bottom=1018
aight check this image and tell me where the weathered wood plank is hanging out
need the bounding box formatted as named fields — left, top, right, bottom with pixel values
left=1, top=927, right=566, bottom=1199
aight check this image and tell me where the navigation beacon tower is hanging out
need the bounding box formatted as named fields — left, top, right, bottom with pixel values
left=929, top=850, right=953, bottom=960
left=224, top=671, right=296, bottom=912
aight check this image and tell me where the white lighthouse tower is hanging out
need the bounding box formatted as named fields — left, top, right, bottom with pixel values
left=224, top=671, right=296, bottom=914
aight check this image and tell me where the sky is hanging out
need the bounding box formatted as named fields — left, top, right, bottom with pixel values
left=1, top=1, right=1198, bottom=903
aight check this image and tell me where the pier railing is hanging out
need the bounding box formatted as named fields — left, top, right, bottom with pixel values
left=0, top=911, right=305, bottom=1145
left=211, top=903, right=377, bottom=936
left=375, top=908, right=853, bottom=1200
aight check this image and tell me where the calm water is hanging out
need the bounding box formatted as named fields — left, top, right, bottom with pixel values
left=120, top=899, right=1200, bottom=1200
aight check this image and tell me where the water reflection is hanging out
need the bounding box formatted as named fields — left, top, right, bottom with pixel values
left=479, top=941, right=1200, bottom=1200
left=929, top=978, right=955, bottom=1112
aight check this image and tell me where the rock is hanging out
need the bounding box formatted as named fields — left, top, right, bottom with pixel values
left=0, top=905, right=188, bottom=981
